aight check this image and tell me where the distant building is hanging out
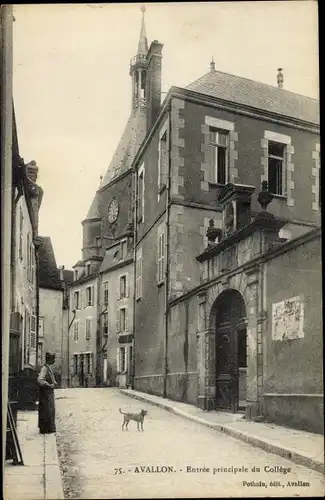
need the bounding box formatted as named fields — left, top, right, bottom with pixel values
left=99, top=236, right=134, bottom=388
left=68, top=259, right=101, bottom=387
left=38, top=236, right=72, bottom=386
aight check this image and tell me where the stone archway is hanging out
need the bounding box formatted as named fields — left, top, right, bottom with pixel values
left=209, top=289, right=247, bottom=412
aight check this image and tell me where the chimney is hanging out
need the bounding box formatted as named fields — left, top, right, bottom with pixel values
left=146, top=40, right=163, bottom=131
left=210, top=57, right=216, bottom=72
left=277, top=68, right=283, bottom=89
left=58, top=265, right=65, bottom=281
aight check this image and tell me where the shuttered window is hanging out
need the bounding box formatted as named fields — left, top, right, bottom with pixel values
left=103, top=281, right=108, bottom=305
left=157, top=230, right=165, bottom=284
left=19, top=208, right=23, bottom=260
left=73, top=321, right=79, bottom=341
left=119, top=274, right=129, bottom=299
left=39, top=317, right=44, bottom=338
left=30, top=314, right=37, bottom=349
left=85, top=318, right=92, bottom=340
left=136, top=250, right=142, bottom=300
left=85, top=286, right=94, bottom=307
left=117, top=308, right=128, bottom=333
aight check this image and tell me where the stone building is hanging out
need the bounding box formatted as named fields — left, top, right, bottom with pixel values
left=127, top=16, right=321, bottom=431
left=99, top=237, right=134, bottom=388
left=70, top=10, right=322, bottom=432
left=68, top=260, right=100, bottom=387
left=67, top=7, right=159, bottom=387
left=11, top=153, right=43, bottom=371
left=38, top=236, right=72, bottom=386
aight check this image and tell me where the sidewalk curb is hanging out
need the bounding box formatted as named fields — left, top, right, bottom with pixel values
left=119, top=389, right=324, bottom=475
left=44, top=434, right=64, bottom=500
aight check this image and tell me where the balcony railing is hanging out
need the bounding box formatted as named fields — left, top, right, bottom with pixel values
left=130, top=54, right=147, bottom=67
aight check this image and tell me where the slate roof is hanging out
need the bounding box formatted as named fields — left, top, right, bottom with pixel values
left=99, top=244, right=133, bottom=274
left=85, top=193, right=100, bottom=220
left=38, top=237, right=63, bottom=290
left=186, top=70, right=319, bottom=125
left=72, top=260, right=85, bottom=268
left=100, top=105, right=147, bottom=188
left=63, top=269, right=73, bottom=285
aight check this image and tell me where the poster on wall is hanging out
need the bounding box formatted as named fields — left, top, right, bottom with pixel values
left=272, top=296, right=304, bottom=341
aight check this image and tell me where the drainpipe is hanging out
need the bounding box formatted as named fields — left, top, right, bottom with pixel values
left=163, top=105, right=172, bottom=398
left=67, top=307, right=76, bottom=388
left=131, top=167, right=137, bottom=389
left=33, top=237, right=41, bottom=368
left=95, top=272, right=101, bottom=386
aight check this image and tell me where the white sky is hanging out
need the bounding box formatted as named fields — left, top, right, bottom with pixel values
left=13, top=1, right=319, bottom=269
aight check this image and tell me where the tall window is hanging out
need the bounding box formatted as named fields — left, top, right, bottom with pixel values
left=39, top=317, right=44, bottom=338
left=158, top=130, right=168, bottom=192
left=30, top=244, right=35, bottom=285
left=102, top=312, right=109, bottom=336
left=86, top=263, right=91, bottom=276
left=85, top=286, right=93, bottom=307
left=209, top=128, right=228, bottom=184
left=85, top=353, right=92, bottom=374
left=117, top=307, right=128, bottom=332
left=85, top=318, right=92, bottom=340
left=136, top=250, right=142, bottom=300
left=118, top=347, right=127, bottom=372
left=30, top=314, right=37, bottom=349
left=157, top=230, right=165, bottom=284
left=73, top=354, right=78, bottom=375
left=103, top=281, right=108, bottom=305
left=137, top=165, right=145, bottom=222
left=119, top=275, right=127, bottom=299
left=74, top=291, right=80, bottom=310
left=74, top=270, right=78, bottom=281
left=268, top=141, right=286, bottom=196
left=19, top=208, right=23, bottom=260
left=73, top=321, right=79, bottom=341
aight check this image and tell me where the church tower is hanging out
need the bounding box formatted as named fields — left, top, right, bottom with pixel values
left=81, top=6, right=163, bottom=261
left=130, top=5, right=148, bottom=111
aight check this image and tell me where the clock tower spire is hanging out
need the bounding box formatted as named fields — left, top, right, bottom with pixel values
left=130, top=5, right=148, bottom=110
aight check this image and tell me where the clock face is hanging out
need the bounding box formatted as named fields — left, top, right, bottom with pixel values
left=108, top=200, right=119, bottom=223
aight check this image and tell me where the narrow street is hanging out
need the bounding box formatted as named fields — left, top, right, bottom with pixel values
left=56, top=388, right=324, bottom=499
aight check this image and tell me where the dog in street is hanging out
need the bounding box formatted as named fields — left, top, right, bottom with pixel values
left=119, top=408, right=148, bottom=431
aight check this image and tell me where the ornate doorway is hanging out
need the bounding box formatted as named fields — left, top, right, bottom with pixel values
left=214, top=290, right=247, bottom=412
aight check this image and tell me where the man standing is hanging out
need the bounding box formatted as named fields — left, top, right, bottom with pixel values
left=37, top=352, right=57, bottom=434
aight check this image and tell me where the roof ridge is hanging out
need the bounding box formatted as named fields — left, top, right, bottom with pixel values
left=188, top=69, right=319, bottom=102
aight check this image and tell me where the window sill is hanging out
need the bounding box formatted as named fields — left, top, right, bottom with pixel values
left=208, top=182, right=226, bottom=188
left=270, top=193, right=287, bottom=200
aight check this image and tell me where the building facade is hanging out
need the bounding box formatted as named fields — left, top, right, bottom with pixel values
left=99, top=237, right=134, bottom=388
left=69, top=10, right=322, bottom=432
left=38, top=236, right=73, bottom=386
left=11, top=157, right=43, bottom=371
left=69, top=262, right=99, bottom=388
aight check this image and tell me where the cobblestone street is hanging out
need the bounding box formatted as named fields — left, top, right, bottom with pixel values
left=55, top=388, right=324, bottom=499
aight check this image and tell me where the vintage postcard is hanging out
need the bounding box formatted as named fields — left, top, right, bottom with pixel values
left=2, top=1, right=323, bottom=499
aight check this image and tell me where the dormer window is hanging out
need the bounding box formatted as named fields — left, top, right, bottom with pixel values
left=86, top=263, right=91, bottom=276
left=74, top=270, right=78, bottom=281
